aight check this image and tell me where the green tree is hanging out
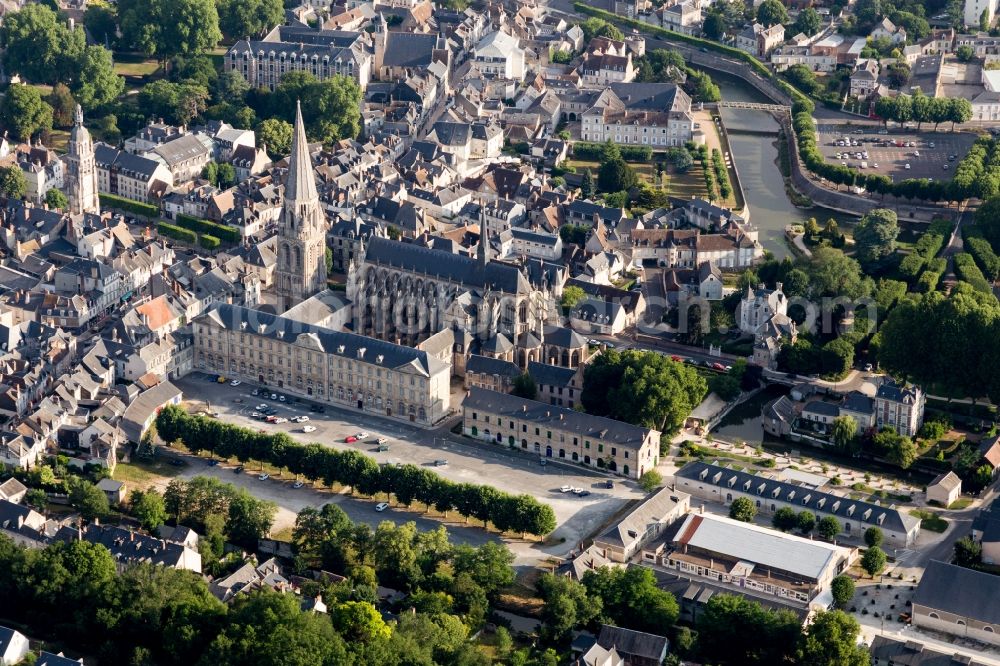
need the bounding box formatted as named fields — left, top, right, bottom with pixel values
left=886, top=61, right=911, bottom=89
left=43, top=188, right=68, bottom=211
left=798, top=610, right=870, bottom=666
left=560, top=284, right=586, bottom=312
left=69, top=479, right=110, bottom=521
left=580, top=17, right=624, bottom=41
left=703, top=11, right=727, bottom=40
left=948, top=97, right=973, bottom=130
left=818, top=516, right=841, bottom=540
left=861, top=546, right=887, bottom=577
left=257, top=118, right=293, bottom=158
left=331, top=600, right=392, bottom=643
left=794, top=7, right=822, bottom=35
left=0, top=166, right=30, bottom=199
left=954, top=536, right=982, bottom=568
left=201, top=590, right=349, bottom=663
left=873, top=428, right=917, bottom=468
left=697, top=594, right=802, bottom=666
left=512, top=373, right=538, bottom=400
left=84, top=5, right=117, bottom=47
left=831, top=416, right=858, bottom=454
left=269, top=71, right=362, bottom=144
left=639, top=470, right=663, bottom=492
left=797, top=510, right=816, bottom=534
left=48, top=84, right=77, bottom=128
left=806, top=247, right=871, bottom=299
left=0, top=4, right=84, bottom=85
left=756, top=0, right=789, bottom=26
left=583, top=566, right=679, bottom=634
left=581, top=349, right=707, bottom=435
left=0, top=85, right=53, bottom=141
left=74, top=45, right=126, bottom=111
left=139, top=80, right=210, bottom=126
left=854, top=208, right=899, bottom=268
left=983, top=7, right=991, bottom=31
left=772, top=506, right=798, bottom=531
left=830, top=575, right=855, bottom=608
left=537, top=573, right=600, bottom=641
left=864, top=526, right=883, bottom=548
left=957, top=44, right=975, bottom=62
left=579, top=167, right=595, bottom=198
left=729, top=497, right=756, bottom=522
left=118, top=0, right=221, bottom=61
left=217, top=0, right=283, bottom=40
left=598, top=156, right=638, bottom=193
left=130, top=489, right=168, bottom=532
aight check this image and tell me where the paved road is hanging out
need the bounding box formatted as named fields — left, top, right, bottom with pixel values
left=176, top=375, right=646, bottom=564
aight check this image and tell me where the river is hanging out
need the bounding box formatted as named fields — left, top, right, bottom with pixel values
left=709, top=72, right=857, bottom=259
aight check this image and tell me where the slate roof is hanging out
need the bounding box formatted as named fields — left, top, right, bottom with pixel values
left=431, top=122, right=472, bottom=147
left=94, top=144, right=162, bottom=179
left=364, top=237, right=530, bottom=294
left=596, top=624, right=668, bottom=661
left=466, top=354, right=520, bottom=378
left=286, top=101, right=319, bottom=204
left=527, top=361, right=576, bottom=387
left=869, top=636, right=989, bottom=666
left=842, top=390, right=874, bottom=415
left=202, top=303, right=446, bottom=378
left=803, top=400, right=840, bottom=417
left=675, top=461, right=920, bottom=534
left=610, top=82, right=686, bottom=111
left=541, top=325, right=587, bottom=349
left=876, top=378, right=921, bottom=404
left=35, top=652, right=82, bottom=666
left=913, top=560, right=1000, bottom=625
left=383, top=32, right=438, bottom=68
left=464, top=387, right=657, bottom=445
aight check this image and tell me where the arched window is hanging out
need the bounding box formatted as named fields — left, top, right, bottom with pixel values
left=985, top=626, right=995, bottom=633
left=572, top=452, right=579, bottom=461
left=623, top=464, right=629, bottom=476
left=957, top=620, right=966, bottom=626
left=928, top=613, right=939, bottom=619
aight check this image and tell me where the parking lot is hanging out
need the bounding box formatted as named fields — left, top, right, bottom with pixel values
left=175, top=375, right=646, bottom=565
left=817, top=127, right=978, bottom=182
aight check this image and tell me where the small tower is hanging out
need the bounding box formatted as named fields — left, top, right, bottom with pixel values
left=65, top=105, right=99, bottom=215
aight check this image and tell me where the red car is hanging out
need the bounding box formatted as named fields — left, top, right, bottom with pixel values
left=712, top=362, right=726, bottom=371
left=670, top=355, right=683, bottom=362
left=345, top=435, right=358, bottom=443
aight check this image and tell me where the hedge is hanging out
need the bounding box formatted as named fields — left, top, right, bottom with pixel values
left=572, top=141, right=652, bottom=162
left=965, top=236, right=1000, bottom=281
left=199, top=234, right=220, bottom=250
left=899, top=233, right=945, bottom=280
left=954, top=253, right=993, bottom=293
left=176, top=213, right=241, bottom=244
left=711, top=148, right=732, bottom=199
left=157, top=222, right=197, bottom=244
left=917, top=258, right=947, bottom=293
left=155, top=405, right=558, bottom=537
left=98, top=193, right=159, bottom=218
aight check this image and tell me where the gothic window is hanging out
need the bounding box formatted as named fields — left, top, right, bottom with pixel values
left=294, top=245, right=302, bottom=269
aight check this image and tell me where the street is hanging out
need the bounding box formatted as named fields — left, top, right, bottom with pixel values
left=175, top=375, right=646, bottom=565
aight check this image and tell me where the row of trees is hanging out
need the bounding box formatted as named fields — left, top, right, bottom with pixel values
left=792, top=98, right=958, bottom=202
left=0, top=517, right=555, bottom=665
left=874, top=92, right=973, bottom=132
left=155, top=406, right=557, bottom=536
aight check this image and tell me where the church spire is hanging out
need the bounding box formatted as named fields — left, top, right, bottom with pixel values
left=285, top=100, right=317, bottom=205
left=478, top=204, right=490, bottom=267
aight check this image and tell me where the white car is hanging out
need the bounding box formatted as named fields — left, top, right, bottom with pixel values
left=256, top=404, right=268, bottom=410
left=230, top=380, right=241, bottom=387
left=376, top=437, right=388, bottom=445
left=904, top=163, right=911, bottom=170
left=873, top=163, right=879, bottom=168
left=295, top=415, right=310, bottom=423
left=559, top=485, right=573, bottom=493
left=273, top=417, right=288, bottom=424
left=293, top=480, right=304, bottom=489
left=258, top=473, right=270, bottom=481
left=375, top=502, right=390, bottom=512
left=302, top=425, right=317, bottom=433
left=356, top=431, right=369, bottom=439
left=914, top=150, right=920, bottom=157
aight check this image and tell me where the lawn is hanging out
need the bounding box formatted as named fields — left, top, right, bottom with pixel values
left=909, top=509, right=948, bottom=533
left=113, top=53, right=162, bottom=88
left=948, top=498, right=974, bottom=510
left=113, top=459, right=183, bottom=491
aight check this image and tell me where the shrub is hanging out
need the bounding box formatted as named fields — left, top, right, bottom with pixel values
left=99, top=193, right=158, bottom=218
left=199, top=234, right=220, bottom=250
left=572, top=142, right=652, bottom=162
left=954, top=253, right=993, bottom=293
left=157, top=222, right=197, bottom=244
left=176, top=213, right=240, bottom=244
left=966, top=236, right=1000, bottom=281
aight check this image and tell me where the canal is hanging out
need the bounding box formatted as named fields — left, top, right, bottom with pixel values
left=708, top=72, right=858, bottom=259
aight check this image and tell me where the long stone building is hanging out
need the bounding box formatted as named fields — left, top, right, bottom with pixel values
left=194, top=303, right=451, bottom=424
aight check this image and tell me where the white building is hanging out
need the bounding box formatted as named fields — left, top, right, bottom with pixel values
left=473, top=30, right=525, bottom=79
left=874, top=378, right=925, bottom=437
left=965, top=0, right=998, bottom=29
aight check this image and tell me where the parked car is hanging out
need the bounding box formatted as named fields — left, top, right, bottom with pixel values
left=302, top=425, right=317, bottom=433
left=376, top=444, right=390, bottom=452
left=904, top=163, right=911, bottom=170
left=864, top=363, right=874, bottom=372
left=605, top=480, right=614, bottom=489
left=207, top=459, right=219, bottom=466
left=670, top=355, right=683, bottom=362
left=230, top=380, right=241, bottom=387
left=943, top=163, right=950, bottom=170
left=273, top=417, right=288, bottom=424
left=258, top=473, right=270, bottom=481
left=270, top=393, right=278, bottom=400
left=295, top=415, right=310, bottom=423
left=251, top=389, right=259, bottom=396
left=356, top=431, right=369, bottom=439
left=375, top=502, right=390, bottom=512
left=433, top=459, right=448, bottom=466
left=712, top=362, right=726, bottom=371
left=278, top=395, right=286, bottom=402
left=293, top=480, right=304, bottom=489
left=559, top=485, right=573, bottom=493
left=235, top=465, right=244, bottom=474
left=345, top=435, right=358, bottom=443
